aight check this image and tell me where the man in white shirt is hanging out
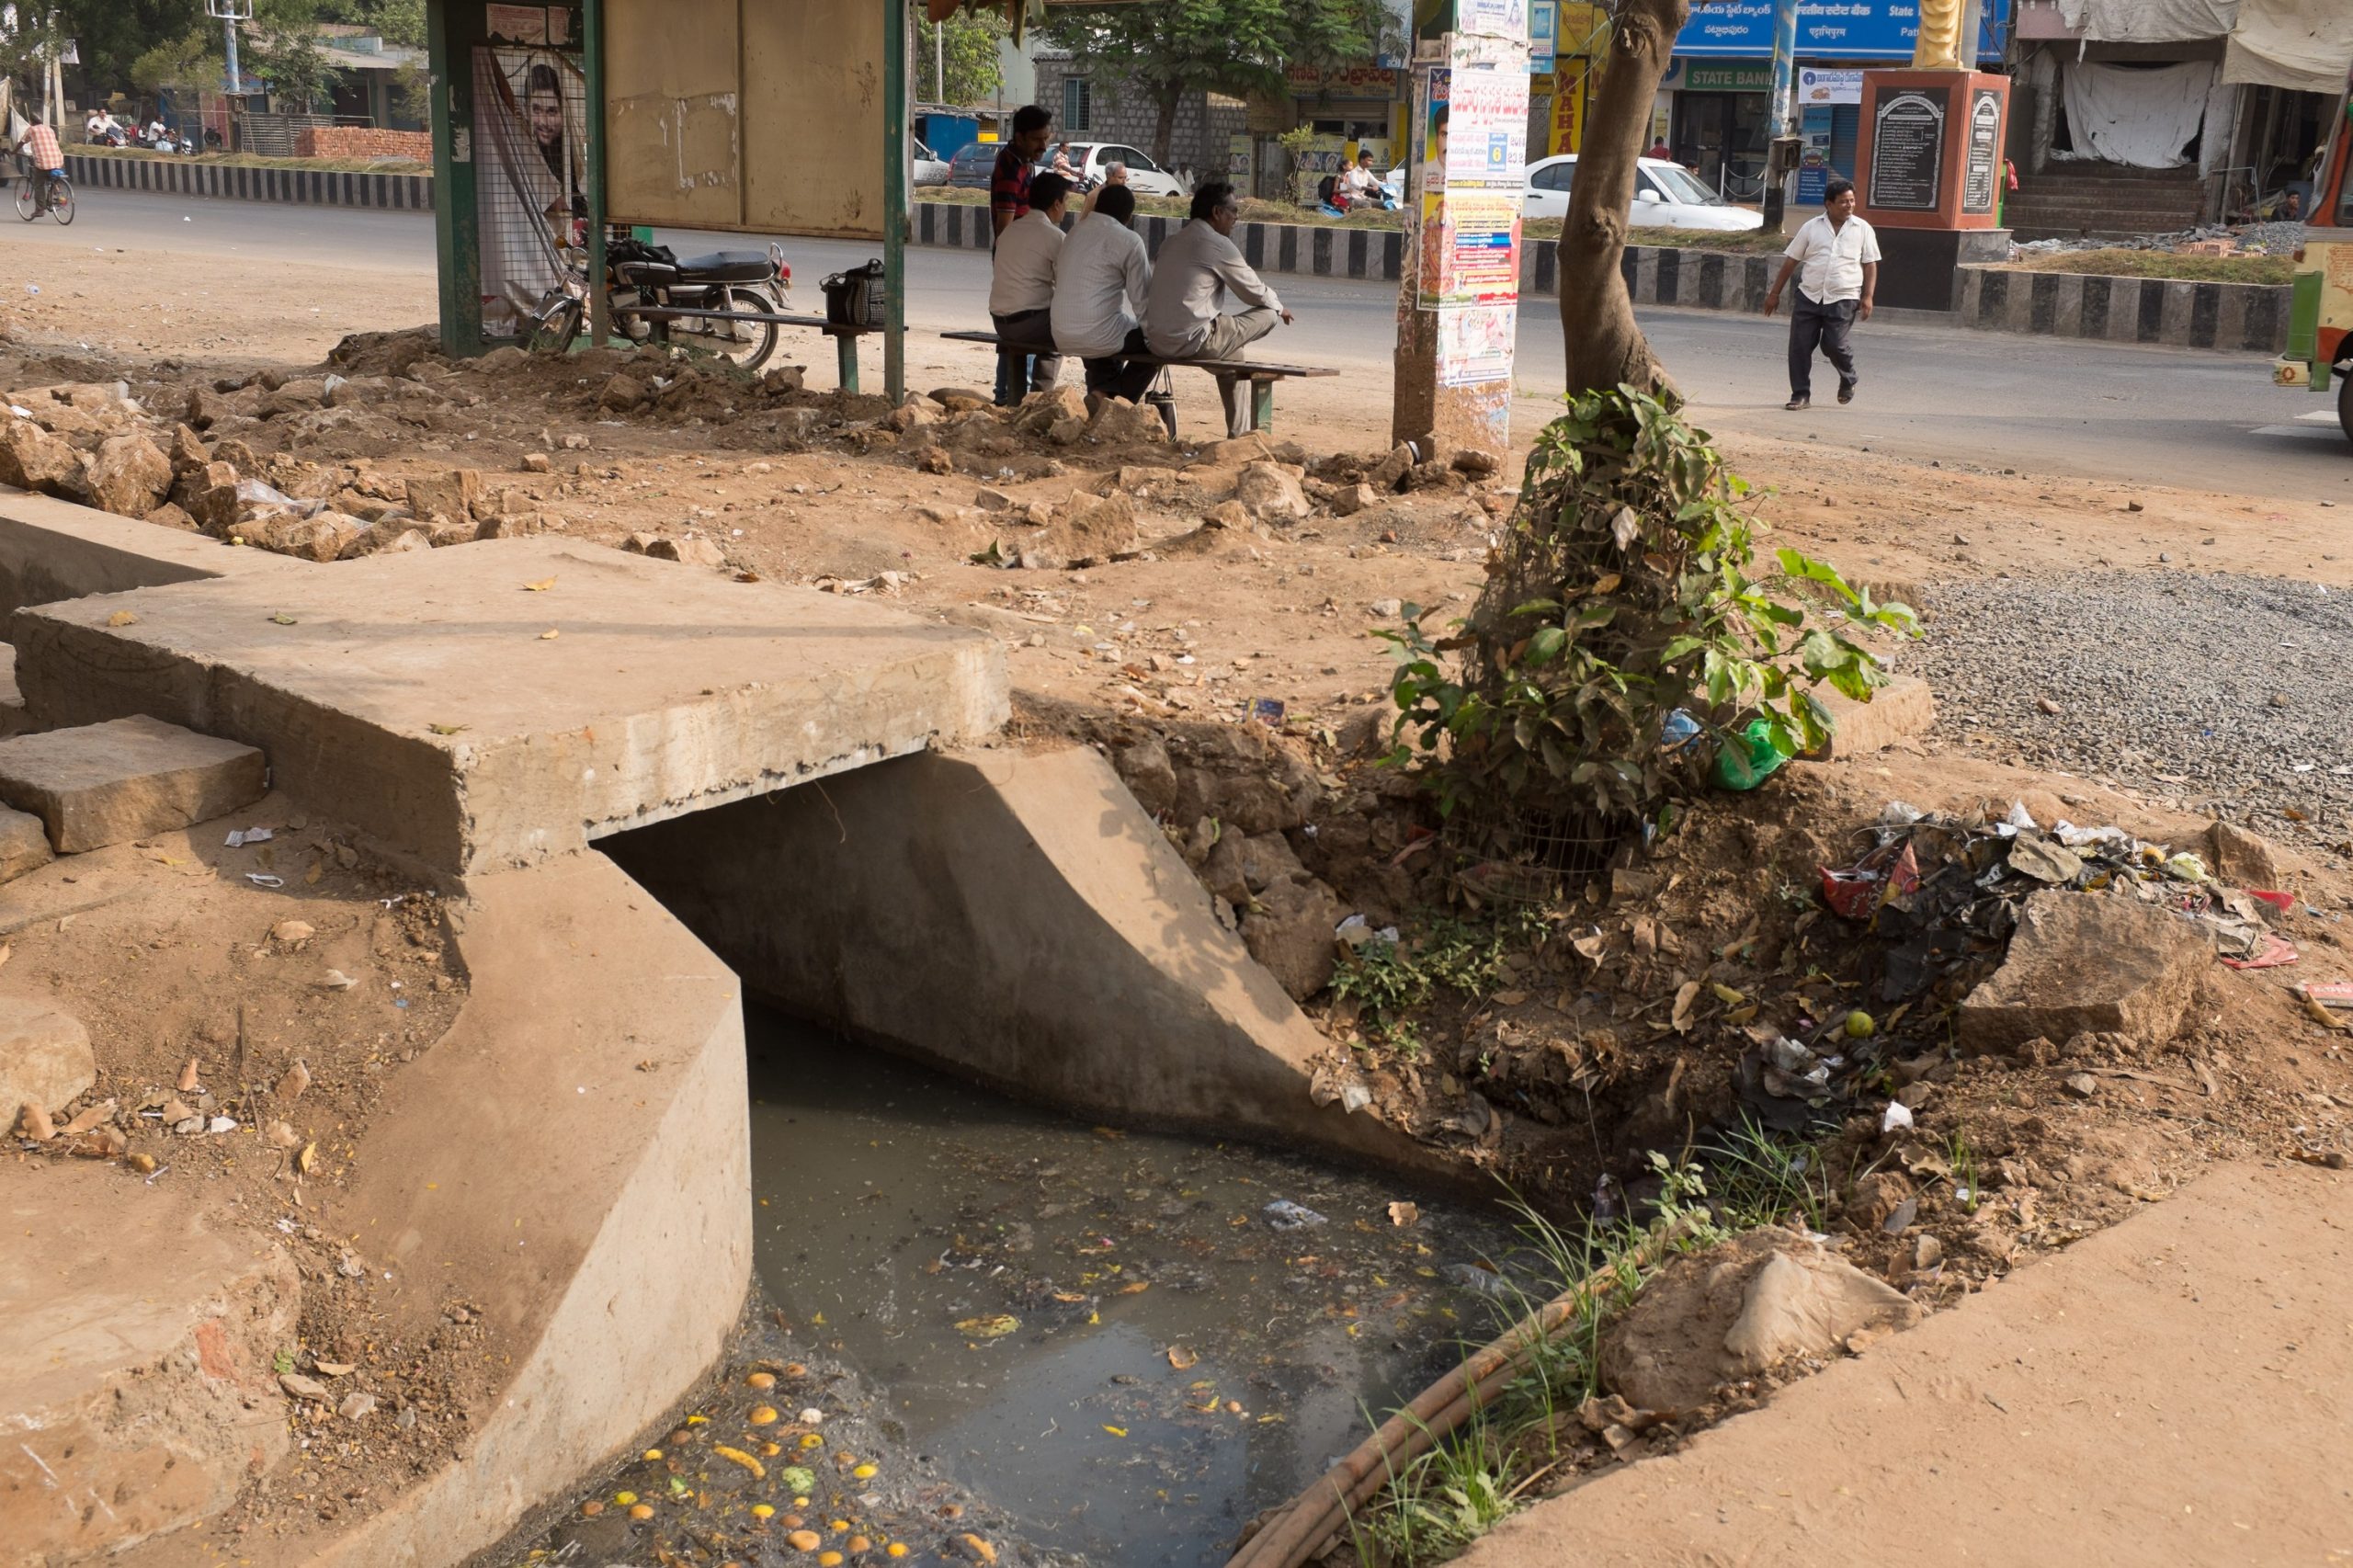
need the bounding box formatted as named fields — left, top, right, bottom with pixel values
left=1052, top=184, right=1155, bottom=405
left=1342, top=150, right=1391, bottom=210
left=1143, top=182, right=1295, bottom=437
left=989, top=171, right=1069, bottom=403
left=1761, top=177, right=1881, bottom=411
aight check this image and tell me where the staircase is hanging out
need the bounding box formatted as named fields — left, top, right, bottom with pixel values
left=2005, top=162, right=2210, bottom=242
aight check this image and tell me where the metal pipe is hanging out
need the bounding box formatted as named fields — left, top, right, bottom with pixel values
left=1761, top=0, right=1799, bottom=229
left=883, top=0, right=908, bottom=403
left=223, top=15, right=241, bottom=98
left=585, top=0, right=609, bottom=347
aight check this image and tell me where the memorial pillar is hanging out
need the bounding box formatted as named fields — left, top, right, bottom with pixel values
left=1392, top=1, right=1530, bottom=460
left=1852, top=7, right=2008, bottom=312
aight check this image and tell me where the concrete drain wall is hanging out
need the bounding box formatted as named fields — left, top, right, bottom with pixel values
left=604, top=744, right=1446, bottom=1176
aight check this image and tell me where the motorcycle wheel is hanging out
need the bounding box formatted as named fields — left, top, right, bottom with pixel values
left=49, top=181, right=73, bottom=225
left=714, top=285, right=780, bottom=371
left=14, top=180, right=37, bottom=222
left=527, top=295, right=584, bottom=356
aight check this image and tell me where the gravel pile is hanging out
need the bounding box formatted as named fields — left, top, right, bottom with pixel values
left=1911, top=571, right=2353, bottom=839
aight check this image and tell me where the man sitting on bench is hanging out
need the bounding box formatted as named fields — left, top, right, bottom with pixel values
left=1052, top=183, right=1154, bottom=406
left=989, top=171, right=1070, bottom=403
left=1143, top=181, right=1296, bottom=438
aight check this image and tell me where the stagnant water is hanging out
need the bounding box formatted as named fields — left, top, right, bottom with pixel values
left=506, top=1010, right=1532, bottom=1567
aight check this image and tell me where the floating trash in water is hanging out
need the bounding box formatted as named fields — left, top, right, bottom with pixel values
left=1262, top=1199, right=1327, bottom=1230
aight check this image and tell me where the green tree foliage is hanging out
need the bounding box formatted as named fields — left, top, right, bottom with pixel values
left=911, top=3, right=1004, bottom=106
left=1039, top=0, right=1391, bottom=165
left=319, top=0, right=426, bottom=50
left=243, top=0, right=343, bottom=110
left=130, top=28, right=226, bottom=98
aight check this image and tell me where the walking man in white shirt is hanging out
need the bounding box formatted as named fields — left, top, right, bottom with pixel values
left=989, top=172, right=1070, bottom=403
left=1143, top=182, right=1295, bottom=437
left=1761, top=177, right=1880, bottom=411
left=1052, top=184, right=1155, bottom=405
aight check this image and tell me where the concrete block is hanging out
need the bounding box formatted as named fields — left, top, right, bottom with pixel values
left=14, top=539, right=1006, bottom=875
left=0, top=996, right=91, bottom=1128
left=1814, top=673, right=1936, bottom=758
left=1959, top=890, right=2212, bottom=1053
left=0, top=804, right=52, bottom=881
left=0, top=714, right=266, bottom=852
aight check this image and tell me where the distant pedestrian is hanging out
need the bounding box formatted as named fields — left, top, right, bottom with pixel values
left=1646, top=138, right=1672, bottom=160
left=990, top=105, right=1055, bottom=404
left=1761, top=176, right=1879, bottom=411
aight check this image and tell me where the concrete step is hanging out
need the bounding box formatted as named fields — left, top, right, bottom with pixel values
left=0, top=714, right=265, bottom=855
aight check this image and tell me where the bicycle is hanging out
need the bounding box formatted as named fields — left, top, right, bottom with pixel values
left=13, top=158, right=74, bottom=225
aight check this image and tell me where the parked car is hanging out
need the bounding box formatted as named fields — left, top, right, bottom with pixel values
left=913, top=139, right=950, bottom=187
left=1381, top=154, right=1763, bottom=233
left=1042, top=142, right=1189, bottom=199
left=945, top=141, right=1001, bottom=190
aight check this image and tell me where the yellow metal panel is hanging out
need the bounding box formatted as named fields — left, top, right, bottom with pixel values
left=742, top=2, right=886, bottom=240
left=606, top=0, right=743, bottom=229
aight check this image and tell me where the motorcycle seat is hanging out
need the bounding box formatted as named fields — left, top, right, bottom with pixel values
left=673, top=249, right=778, bottom=283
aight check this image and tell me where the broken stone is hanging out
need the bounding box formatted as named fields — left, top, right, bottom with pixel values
left=1326, top=483, right=1379, bottom=517
left=275, top=1060, right=311, bottom=1105
left=1201, top=500, right=1251, bottom=530
left=1958, top=890, right=2212, bottom=1054
left=279, top=1372, right=332, bottom=1403
left=599, top=374, right=650, bottom=412
left=251, top=511, right=367, bottom=562
left=619, top=533, right=726, bottom=567
left=403, top=470, right=482, bottom=528
left=259, top=379, right=327, bottom=418
left=0, top=805, right=52, bottom=884
left=1366, top=443, right=1415, bottom=491
left=0, top=417, right=80, bottom=493
left=273, top=920, right=315, bottom=944
left=1047, top=415, right=1087, bottom=446
left=0, top=998, right=94, bottom=1134
left=338, top=1392, right=378, bottom=1420
left=2208, top=821, right=2279, bottom=890
left=1241, top=876, right=1344, bottom=1001
left=1088, top=397, right=1169, bottom=445
left=142, top=502, right=199, bottom=532
left=973, top=486, right=1016, bottom=512
left=1233, top=460, right=1311, bottom=522
left=1114, top=739, right=1178, bottom=818
left=1450, top=447, right=1502, bottom=479
left=0, top=715, right=267, bottom=854
left=85, top=434, right=174, bottom=518
left=426, top=517, right=483, bottom=549
left=338, top=525, right=431, bottom=560
left=931, top=387, right=992, bottom=413
left=1599, top=1229, right=1922, bottom=1413
left=1012, top=384, right=1088, bottom=436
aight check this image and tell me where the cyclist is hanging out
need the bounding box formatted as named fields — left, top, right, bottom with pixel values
left=17, top=119, right=64, bottom=209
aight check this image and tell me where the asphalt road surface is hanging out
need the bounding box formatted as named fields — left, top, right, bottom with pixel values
left=21, top=187, right=2350, bottom=503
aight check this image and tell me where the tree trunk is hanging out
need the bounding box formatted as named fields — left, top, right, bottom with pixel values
left=1150, top=86, right=1179, bottom=170
left=1557, top=0, right=1690, bottom=398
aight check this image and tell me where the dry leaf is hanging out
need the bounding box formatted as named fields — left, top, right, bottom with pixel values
left=275, top=1059, right=311, bottom=1104
left=1670, top=980, right=1701, bottom=1034
left=304, top=860, right=324, bottom=885
left=295, top=1140, right=318, bottom=1176
left=107, top=609, right=138, bottom=627
left=523, top=577, right=556, bottom=592
left=176, top=1057, right=201, bottom=1093
left=267, top=1119, right=301, bottom=1149
left=1166, top=1346, right=1199, bottom=1370
left=59, top=1100, right=117, bottom=1137
left=427, top=722, right=467, bottom=735
left=537, top=629, right=560, bottom=640
left=269, top=612, right=297, bottom=625
left=314, top=1360, right=356, bottom=1377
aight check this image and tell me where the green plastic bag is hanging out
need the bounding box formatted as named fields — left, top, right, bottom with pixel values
left=1712, top=717, right=1792, bottom=790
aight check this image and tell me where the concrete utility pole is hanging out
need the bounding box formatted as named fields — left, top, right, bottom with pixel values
left=223, top=15, right=241, bottom=97
left=1762, top=0, right=1799, bottom=231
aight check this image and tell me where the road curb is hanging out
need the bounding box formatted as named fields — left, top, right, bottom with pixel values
left=63, top=152, right=433, bottom=211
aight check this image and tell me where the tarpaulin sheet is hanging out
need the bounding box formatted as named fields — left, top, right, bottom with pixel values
left=2058, top=59, right=2217, bottom=165
left=2054, top=0, right=2235, bottom=44
left=2222, top=0, right=2353, bottom=95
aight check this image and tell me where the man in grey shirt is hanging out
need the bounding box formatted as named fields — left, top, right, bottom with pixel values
left=1052, top=183, right=1154, bottom=404
left=1143, top=182, right=1296, bottom=437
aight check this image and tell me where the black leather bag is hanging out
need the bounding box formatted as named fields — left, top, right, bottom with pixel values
left=820, top=260, right=886, bottom=327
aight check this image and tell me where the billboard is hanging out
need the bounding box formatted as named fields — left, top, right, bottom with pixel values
left=1672, top=0, right=2008, bottom=62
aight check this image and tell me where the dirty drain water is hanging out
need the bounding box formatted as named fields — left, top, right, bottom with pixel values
left=504, top=1010, right=1531, bottom=1568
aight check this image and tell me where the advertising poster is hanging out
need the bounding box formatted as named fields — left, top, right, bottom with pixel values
left=472, top=41, right=588, bottom=337
left=1438, top=302, right=1516, bottom=387
left=1418, top=32, right=1528, bottom=385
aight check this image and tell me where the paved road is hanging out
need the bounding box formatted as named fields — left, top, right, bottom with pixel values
left=19, top=188, right=2350, bottom=501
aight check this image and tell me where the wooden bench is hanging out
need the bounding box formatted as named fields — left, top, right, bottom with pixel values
left=938, top=330, right=1335, bottom=433
left=618, top=303, right=877, bottom=392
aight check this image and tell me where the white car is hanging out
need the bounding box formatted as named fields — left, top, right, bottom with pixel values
left=1381, top=154, right=1762, bottom=233
left=913, top=139, right=950, bottom=187
left=1040, top=142, right=1188, bottom=199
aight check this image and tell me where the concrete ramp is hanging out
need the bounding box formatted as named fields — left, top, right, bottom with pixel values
left=10, top=538, right=1008, bottom=876
left=606, top=745, right=1452, bottom=1176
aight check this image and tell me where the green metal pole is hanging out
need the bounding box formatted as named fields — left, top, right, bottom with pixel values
left=585, top=0, right=610, bottom=347
left=882, top=0, right=907, bottom=403
left=426, top=0, right=467, bottom=357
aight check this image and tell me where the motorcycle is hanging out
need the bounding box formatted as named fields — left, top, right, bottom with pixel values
left=529, top=229, right=790, bottom=371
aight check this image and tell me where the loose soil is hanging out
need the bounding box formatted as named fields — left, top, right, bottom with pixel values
left=2005, top=246, right=2296, bottom=286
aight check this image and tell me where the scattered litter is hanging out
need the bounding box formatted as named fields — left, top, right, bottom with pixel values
left=1250, top=696, right=1286, bottom=730
left=1441, top=1262, right=1515, bottom=1300
left=244, top=873, right=286, bottom=888
left=2222, top=933, right=2299, bottom=971
left=1262, top=1199, right=1327, bottom=1231
left=1881, top=1101, right=1915, bottom=1133
left=225, top=826, right=275, bottom=846
left=318, top=969, right=358, bottom=990
left=2299, top=981, right=2353, bottom=1012
left=207, top=1116, right=236, bottom=1134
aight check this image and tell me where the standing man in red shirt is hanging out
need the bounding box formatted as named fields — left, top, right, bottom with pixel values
left=991, top=105, right=1054, bottom=405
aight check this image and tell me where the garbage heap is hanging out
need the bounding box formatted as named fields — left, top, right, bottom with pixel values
left=1743, top=799, right=2313, bottom=1130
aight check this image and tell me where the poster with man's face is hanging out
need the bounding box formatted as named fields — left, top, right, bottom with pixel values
left=473, top=41, right=587, bottom=337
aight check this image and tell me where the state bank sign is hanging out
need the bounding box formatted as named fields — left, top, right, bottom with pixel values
left=1673, top=0, right=2007, bottom=61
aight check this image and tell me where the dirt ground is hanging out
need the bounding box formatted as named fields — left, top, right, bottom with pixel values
left=7, top=240, right=2352, bottom=1559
